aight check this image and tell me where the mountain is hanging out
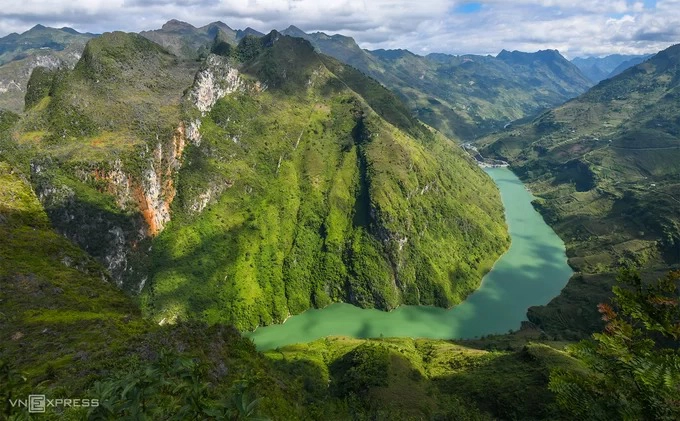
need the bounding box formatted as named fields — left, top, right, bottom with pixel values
left=0, top=111, right=576, bottom=420
left=281, top=27, right=592, bottom=139
left=0, top=25, right=95, bottom=112
left=5, top=30, right=508, bottom=332
left=571, top=53, right=653, bottom=83
left=480, top=43, right=680, bottom=338
left=607, top=54, right=653, bottom=78
left=139, top=20, right=264, bottom=60
left=139, top=19, right=236, bottom=59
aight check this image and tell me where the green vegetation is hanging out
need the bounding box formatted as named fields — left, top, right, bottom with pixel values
left=1, top=160, right=676, bottom=419
left=3, top=31, right=201, bottom=290
left=141, top=32, right=508, bottom=330
left=480, top=43, right=680, bottom=340
left=3, top=30, right=509, bottom=331
left=0, top=151, right=576, bottom=420
left=1, top=22, right=678, bottom=421
left=550, top=269, right=680, bottom=420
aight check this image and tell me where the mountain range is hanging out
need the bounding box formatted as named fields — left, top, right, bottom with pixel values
left=1, top=21, right=654, bottom=141
left=1, top=18, right=678, bottom=420
left=280, top=25, right=595, bottom=139
left=480, top=43, right=680, bottom=337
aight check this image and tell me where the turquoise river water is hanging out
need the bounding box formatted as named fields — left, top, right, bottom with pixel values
left=246, top=167, right=573, bottom=350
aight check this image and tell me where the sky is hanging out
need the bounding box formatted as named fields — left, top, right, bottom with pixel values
left=1, top=0, right=679, bottom=58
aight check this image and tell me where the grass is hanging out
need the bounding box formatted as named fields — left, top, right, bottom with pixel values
left=266, top=336, right=579, bottom=420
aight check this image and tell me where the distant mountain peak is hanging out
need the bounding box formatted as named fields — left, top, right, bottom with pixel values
left=282, top=25, right=307, bottom=37
left=161, top=19, right=196, bottom=31
left=235, top=27, right=265, bottom=40
left=497, top=48, right=568, bottom=65
left=29, top=24, right=47, bottom=31
left=370, top=48, right=417, bottom=60
left=59, top=27, right=81, bottom=35
left=202, top=21, right=234, bottom=32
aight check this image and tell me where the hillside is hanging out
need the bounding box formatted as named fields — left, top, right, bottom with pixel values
left=281, top=26, right=593, bottom=139
left=0, top=25, right=95, bottom=112
left=5, top=30, right=509, bottom=332
left=0, top=153, right=671, bottom=419
left=480, top=43, right=680, bottom=338
left=0, top=159, right=574, bottom=420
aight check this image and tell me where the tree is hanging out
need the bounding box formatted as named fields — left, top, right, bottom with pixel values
left=549, top=269, right=680, bottom=420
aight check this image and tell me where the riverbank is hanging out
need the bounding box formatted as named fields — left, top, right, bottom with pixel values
left=247, top=168, right=572, bottom=350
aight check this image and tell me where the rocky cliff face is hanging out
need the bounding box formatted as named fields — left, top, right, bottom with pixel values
left=33, top=123, right=188, bottom=289
left=189, top=54, right=245, bottom=115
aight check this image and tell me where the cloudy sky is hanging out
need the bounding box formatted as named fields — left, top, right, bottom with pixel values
left=1, top=0, right=679, bottom=58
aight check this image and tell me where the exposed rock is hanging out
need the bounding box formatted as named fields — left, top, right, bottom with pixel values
left=189, top=54, right=244, bottom=114
left=104, top=226, right=128, bottom=287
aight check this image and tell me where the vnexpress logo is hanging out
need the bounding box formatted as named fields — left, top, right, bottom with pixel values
left=9, top=395, right=99, bottom=413
left=28, top=395, right=45, bottom=413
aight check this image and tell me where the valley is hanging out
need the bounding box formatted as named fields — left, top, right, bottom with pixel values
left=0, top=14, right=678, bottom=420
left=479, top=44, right=680, bottom=339
left=248, top=167, right=572, bottom=350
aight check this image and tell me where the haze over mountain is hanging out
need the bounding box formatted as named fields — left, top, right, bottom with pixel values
left=139, top=19, right=264, bottom=60
left=572, top=53, right=654, bottom=83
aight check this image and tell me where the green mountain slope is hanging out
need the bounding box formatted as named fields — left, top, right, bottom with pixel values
left=480, top=43, right=680, bottom=338
left=7, top=30, right=508, bottom=332
left=281, top=26, right=593, bottom=139
left=0, top=25, right=95, bottom=112
left=1, top=102, right=569, bottom=421
left=143, top=31, right=509, bottom=330
left=10, top=31, right=200, bottom=292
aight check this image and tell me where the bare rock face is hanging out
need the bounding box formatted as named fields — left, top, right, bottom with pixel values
left=30, top=122, right=189, bottom=290
left=189, top=54, right=244, bottom=115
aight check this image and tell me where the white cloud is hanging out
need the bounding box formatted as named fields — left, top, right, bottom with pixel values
left=0, top=0, right=678, bottom=57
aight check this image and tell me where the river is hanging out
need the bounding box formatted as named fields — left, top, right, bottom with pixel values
left=246, top=167, right=572, bottom=350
